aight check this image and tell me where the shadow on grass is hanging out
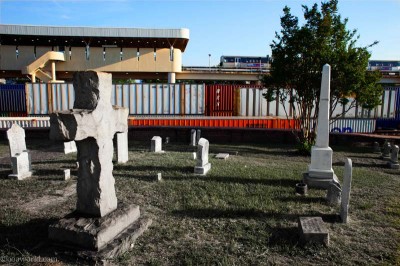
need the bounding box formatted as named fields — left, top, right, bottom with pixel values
left=167, top=175, right=298, bottom=187
left=32, top=159, right=76, bottom=165
left=267, top=226, right=299, bottom=247
left=278, top=196, right=325, bottom=204
left=114, top=165, right=194, bottom=174
left=172, top=207, right=298, bottom=220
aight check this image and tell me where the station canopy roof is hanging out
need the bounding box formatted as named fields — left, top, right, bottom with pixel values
left=0, top=24, right=190, bottom=51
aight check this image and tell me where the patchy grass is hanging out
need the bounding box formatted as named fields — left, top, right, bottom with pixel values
left=0, top=139, right=399, bottom=265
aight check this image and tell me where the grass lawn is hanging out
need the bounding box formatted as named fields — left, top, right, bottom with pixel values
left=0, top=138, right=399, bottom=265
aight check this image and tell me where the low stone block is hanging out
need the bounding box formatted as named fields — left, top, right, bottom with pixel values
left=156, top=173, right=162, bottom=181
left=49, top=203, right=141, bottom=251
left=299, top=216, right=329, bottom=246
left=215, top=153, right=229, bottom=160
left=64, top=141, right=77, bottom=154
left=194, top=163, right=211, bottom=175
left=8, top=152, right=32, bottom=180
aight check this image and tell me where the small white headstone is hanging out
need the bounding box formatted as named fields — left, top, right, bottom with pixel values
left=381, top=142, right=391, bottom=159
left=64, top=141, right=77, bottom=154
left=151, top=136, right=164, bottom=153
left=194, top=138, right=211, bottom=175
left=340, top=158, right=352, bottom=223
left=7, top=124, right=32, bottom=180
left=7, top=123, right=27, bottom=158
left=215, top=153, right=229, bottom=160
left=388, top=145, right=399, bottom=169
left=196, top=129, right=201, bottom=144
left=373, top=142, right=381, bottom=154
left=156, top=173, right=162, bottom=181
left=116, top=132, right=129, bottom=163
left=64, top=169, right=71, bottom=181
left=190, top=129, right=196, bottom=146
left=192, top=152, right=197, bottom=160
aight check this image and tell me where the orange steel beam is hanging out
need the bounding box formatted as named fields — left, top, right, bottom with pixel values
left=128, top=117, right=300, bottom=129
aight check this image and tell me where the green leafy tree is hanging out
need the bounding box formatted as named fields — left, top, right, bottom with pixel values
left=263, top=0, right=382, bottom=152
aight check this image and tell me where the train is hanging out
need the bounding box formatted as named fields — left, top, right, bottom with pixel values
left=368, top=60, right=400, bottom=71
left=220, top=55, right=271, bottom=69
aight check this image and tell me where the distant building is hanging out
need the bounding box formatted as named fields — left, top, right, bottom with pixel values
left=0, top=24, right=189, bottom=83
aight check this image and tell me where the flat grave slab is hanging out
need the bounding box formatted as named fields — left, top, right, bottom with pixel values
left=215, top=153, right=229, bottom=160
left=298, top=216, right=329, bottom=246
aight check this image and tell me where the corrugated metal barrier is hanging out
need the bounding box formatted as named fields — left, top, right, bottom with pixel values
left=0, top=84, right=27, bottom=116
left=329, top=118, right=376, bottom=133
left=25, top=83, right=205, bottom=115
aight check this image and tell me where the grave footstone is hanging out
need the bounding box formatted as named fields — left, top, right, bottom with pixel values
left=7, top=124, right=32, bottom=180
left=151, top=136, right=164, bottom=153
left=190, top=129, right=196, bottom=146
left=64, top=140, right=77, bottom=154
left=299, top=217, right=329, bottom=246
left=116, top=132, right=129, bottom=163
left=194, top=138, right=211, bottom=175
left=64, top=169, right=71, bottom=181
left=340, top=158, right=352, bottom=223
left=304, top=64, right=340, bottom=189
left=48, top=71, right=151, bottom=260
left=388, top=145, right=399, bottom=169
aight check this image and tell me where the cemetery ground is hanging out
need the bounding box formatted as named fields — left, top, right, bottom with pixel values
left=0, top=138, right=399, bottom=265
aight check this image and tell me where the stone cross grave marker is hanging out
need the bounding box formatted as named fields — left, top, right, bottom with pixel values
left=340, top=158, right=352, bottom=223
left=190, top=129, right=196, bottom=146
left=388, top=145, right=399, bottom=169
left=7, top=123, right=32, bottom=180
left=48, top=71, right=151, bottom=257
left=151, top=136, right=164, bottom=153
left=116, top=132, right=129, bottom=163
left=305, top=64, right=340, bottom=189
left=194, top=138, right=211, bottom=175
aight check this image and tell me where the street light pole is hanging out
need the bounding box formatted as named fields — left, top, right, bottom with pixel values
left=208, top=54, right=211, bottom=71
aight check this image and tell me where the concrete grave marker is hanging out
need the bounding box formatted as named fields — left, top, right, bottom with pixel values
left=299, top=216, right=329, bottom=246
left=190, top=129, right=196, bottom=146
left=194, top=138, right=211, bottom=175
left=388, top=145, right=399, bottom=169
left=7, top=124, right=32, bottom=180
left=340, top=158, right=352, bottom=223
left=64, top=141, right=77, bottom=154
left=64, top=169, right=71, bottom=181
left=116, top=132, right=129, bottom=163
left=151, top=136, right=164, bottom=153
left=48, top=71, right=151, bottom=259
left=304, top=64, right=340, bottom=189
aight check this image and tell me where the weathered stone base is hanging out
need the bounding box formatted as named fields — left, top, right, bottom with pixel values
left=388, top=162, right=400, bottom=169
left=298, top=216, right=329, bottom=246
left=8, top=171, right=32, bottom=180
left=49, top=203, right=152, bottom=260
left=194, top=163, right=211, bottom=175
left=303, top=172, right=339, bottom=189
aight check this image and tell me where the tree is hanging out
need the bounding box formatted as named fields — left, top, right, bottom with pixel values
left=262, top=0, right=382, bottom=152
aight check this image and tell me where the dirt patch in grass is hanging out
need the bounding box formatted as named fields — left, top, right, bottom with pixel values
left=0, top=139, right=399, bottom=265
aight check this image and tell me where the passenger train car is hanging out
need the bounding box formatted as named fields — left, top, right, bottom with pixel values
left=368, top=60, right=400, bottom=71
left=220, top=56, right=270, bottom=69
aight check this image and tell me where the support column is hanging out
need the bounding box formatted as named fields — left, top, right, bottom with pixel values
left=168, top=72, right=176, bottom=84
left=51, top=61, right=56, bottom=82
left=32, top=72, right=36, bottom=83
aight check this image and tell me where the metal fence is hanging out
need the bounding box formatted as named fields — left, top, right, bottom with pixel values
left=0, top=84, right=26, bottom=116
left=25, top=83, right=205, bottom=115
